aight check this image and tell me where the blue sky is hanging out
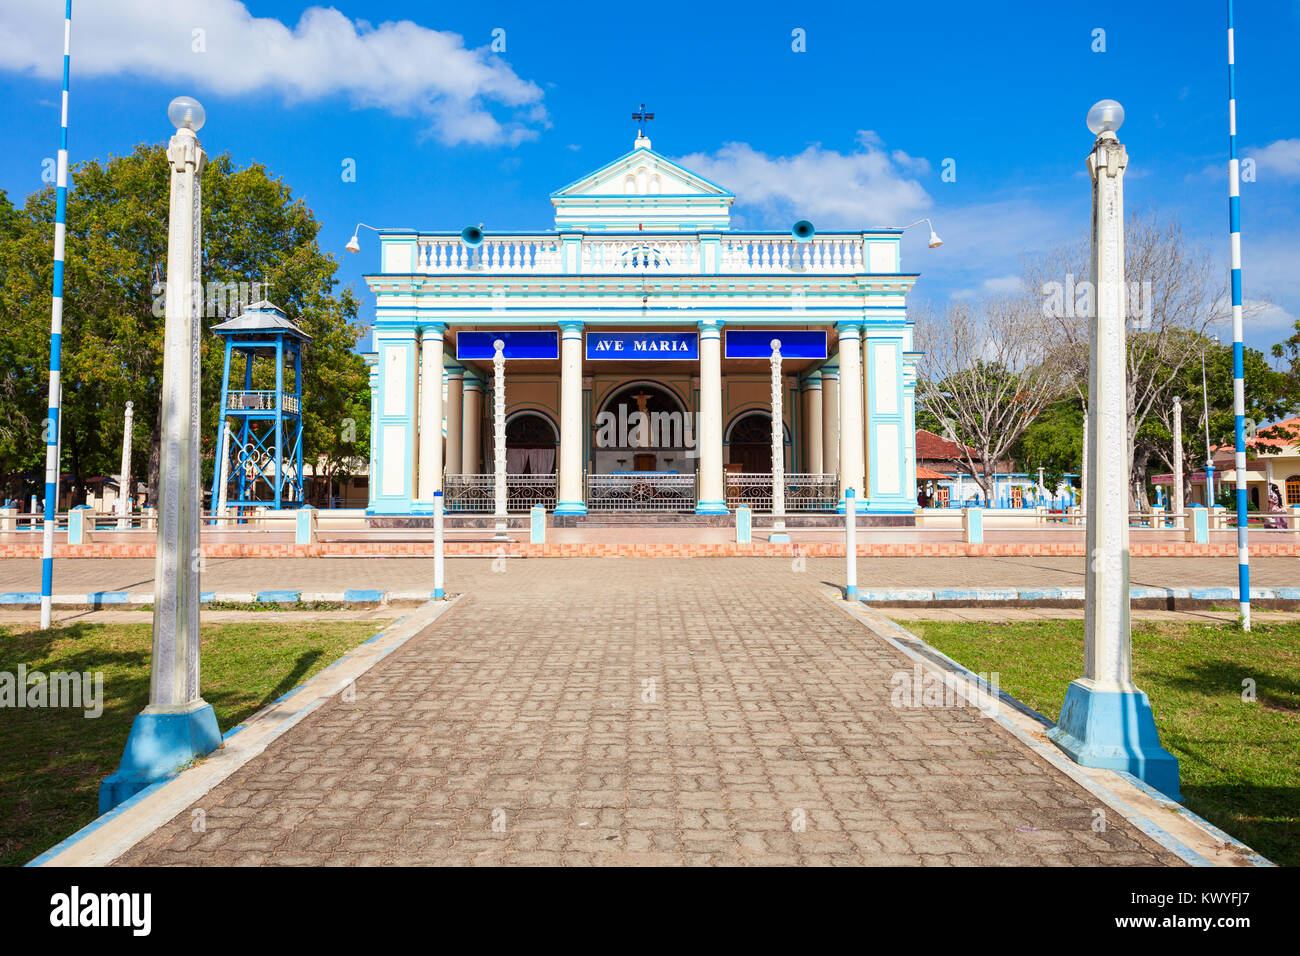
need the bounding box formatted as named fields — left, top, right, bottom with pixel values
left=1, top=0, right=1298, bottom=353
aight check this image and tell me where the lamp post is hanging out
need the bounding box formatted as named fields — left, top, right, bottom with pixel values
left=492, top=339, right=509, bottom=541
left=1202, top=334, right=1217, bottom=505
left=116, top=401, right=133, bottom=529
left=769, top=339, right=789, bottom=542
left=886, top=218, right=944, bottom=249
left=1172, top=396, right=1185, bottom=529
left=100, top=96, right=222, bottom=813
left=1046, top=100, right=1180, bottom=800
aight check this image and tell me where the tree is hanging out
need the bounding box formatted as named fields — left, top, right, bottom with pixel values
left=1008, top=396, right=1085, bottom=491
left=0, top=144, right=369, bottom=508
left=915, top=294, right=1074, bottom=502
left=1024, top=209, right=1242, bottom=504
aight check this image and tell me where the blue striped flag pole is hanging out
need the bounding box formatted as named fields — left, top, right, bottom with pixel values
left=1227, top=0, right=1251, bottom=630
left=40, top=0, right=72, bottom=631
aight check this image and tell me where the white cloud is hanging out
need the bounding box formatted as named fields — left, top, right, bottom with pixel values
left=675, top=131, right=933, bottom=228
left=1251, top=138, right=1300, bottom=179
left=949, top=275, right=1024, bottom=300
left=0, top=0, right=545, bottom=145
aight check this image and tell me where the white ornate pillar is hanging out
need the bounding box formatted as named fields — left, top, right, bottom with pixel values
left=836, top=322, right=865, bottom=505
left=1047, top=102, right=1179, bottom=799
left=417, top=323, right=445, bottom=501
left=556, top=320, right=587, bottom=514
left=695, top=321, right=727, bottom=513
left=444, top=362, right=463, bottom=480
left=101, top=99, right=220, bottom=813
left=1171, top=395, right=1184, bottom=530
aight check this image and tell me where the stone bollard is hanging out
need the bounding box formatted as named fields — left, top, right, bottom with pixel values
left=143, top=506, right=157, bottom=531
left=295, top=505, right=317, bottom=546
left=530, top=505, right=546, bottom=544
left=844, top=489, right=857, bottom=600
left=1290, top=505, right=1300, bottom=538
left=1186, top=505, right=1208, bottom=544
left=67, top=504, right=93, bottom=546
left=735, top=504, right=752, bottom=544
left=1150, top=504, right=1164, bottom=530
left=434, top=491, right=446, bottom=599
left=962, top=506, right=984, bottom=544
left=0, top=506, right=16, bottom=533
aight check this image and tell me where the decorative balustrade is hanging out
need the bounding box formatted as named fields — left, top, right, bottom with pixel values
left=225, top=391, right=300, bottom=414
left=406, top=233, right=871, bottom=276
left=725, top=473, right=838, bottom=512
left=444, top=473, right=557, bottom=513
left=718, top=236, right=863, bottom=274
left=586, top=473, right=697, bottom=512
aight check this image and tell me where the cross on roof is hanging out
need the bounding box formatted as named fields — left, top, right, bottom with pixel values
left=631, top=103, right=654, bottom=138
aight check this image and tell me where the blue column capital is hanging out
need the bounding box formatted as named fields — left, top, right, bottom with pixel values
left=835, top=320, right=863, bottom=335
left=557, top=318, right=585, bottom=333
left=419, top=321, right=447, bottom=336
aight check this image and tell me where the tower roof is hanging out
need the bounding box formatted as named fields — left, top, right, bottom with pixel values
left=211, top=301, right=312, bottom=342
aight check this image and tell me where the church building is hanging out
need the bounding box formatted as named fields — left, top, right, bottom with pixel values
left=362, top=120, right=920, bottom=517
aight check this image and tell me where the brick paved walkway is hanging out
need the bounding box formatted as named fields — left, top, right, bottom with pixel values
left=112, top=560, right=1179, bottom=866
left=2, top=554, right=1295, bottom=595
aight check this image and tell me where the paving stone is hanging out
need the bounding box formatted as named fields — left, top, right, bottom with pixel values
left=113, top=559, right=1182, bottom=867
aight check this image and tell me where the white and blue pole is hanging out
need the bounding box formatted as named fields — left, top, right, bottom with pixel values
left=433, top=490, right=445, bottom=600
left=40, top=0, right=72, bottom=631
left=1227, top=0, right=1251, bottom=630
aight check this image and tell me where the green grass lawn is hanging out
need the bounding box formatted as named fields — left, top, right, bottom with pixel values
left=0, top=618, right=392, bottom=867
left=908, top=617, right=1300, bottom=867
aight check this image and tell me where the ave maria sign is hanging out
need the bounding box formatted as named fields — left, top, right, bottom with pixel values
left=586, top=331, right=698, bottom=361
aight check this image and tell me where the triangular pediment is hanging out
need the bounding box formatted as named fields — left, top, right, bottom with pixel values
left=550, top=144, right=734, bottom=231
left=551, top=146, right=734, bottom=199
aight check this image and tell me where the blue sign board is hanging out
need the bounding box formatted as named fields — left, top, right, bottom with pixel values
left=725, top=329, right=827, bottom=360
left=456, top=330, right=558, bottom=361
left=586, top=331, right=698, bottom=361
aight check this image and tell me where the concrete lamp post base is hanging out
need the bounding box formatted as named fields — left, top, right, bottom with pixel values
left=1046, top=679, right=1181, bottom=801
left=99, top=700, right=222, bottom=813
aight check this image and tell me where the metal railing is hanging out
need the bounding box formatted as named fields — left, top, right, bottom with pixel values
left=225, top=390, right=301, bottom=414
left=443, top=473, right=557, bottom=513
left=725, top=473, right=838, bottom=512
left=586, top=473, right=697, bottom=512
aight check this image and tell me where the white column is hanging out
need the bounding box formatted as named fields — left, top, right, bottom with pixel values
left=695, top=321, right=727, bottom=513
left=417, top=324, right=445, bottom=500
left=803, top=374, right=824, bottom=474
left=116, top=401, right=134, bottom=529
left=444, top=363, right=463, bottom=480
left=770, top=340, right=788, bottom=540
left=822, top=366, right=839, bottom=477
left=492, top=340, right=509, bottom=539
left=462, top=373, right=483, bottom=473
left=151, top=122, right=206, bottom=711
left=1172, top=395, right=1184, bottom=529
left=103, top=104, right=222, bottom=813
left=1047, top=106, right=1179, bottom=799
left=837, top=323, right=865, bottom=501
left=556, top=321, right=586, bottom=514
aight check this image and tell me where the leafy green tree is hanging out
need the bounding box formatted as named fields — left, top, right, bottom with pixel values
left=0, top=145, right=368, bottom=507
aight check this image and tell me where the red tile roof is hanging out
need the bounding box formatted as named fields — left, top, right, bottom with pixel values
left=915, top=429, right=975, bottom=460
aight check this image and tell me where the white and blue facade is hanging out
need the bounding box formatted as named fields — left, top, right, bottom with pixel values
left=363, top=133, right=920, bottom=515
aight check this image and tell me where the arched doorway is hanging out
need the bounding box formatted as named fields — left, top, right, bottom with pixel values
left=505, top=412, right=557, bottom=474
left=726, top=411, right=788, bottom=472
left=594, top=382, right=689, bottom=473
